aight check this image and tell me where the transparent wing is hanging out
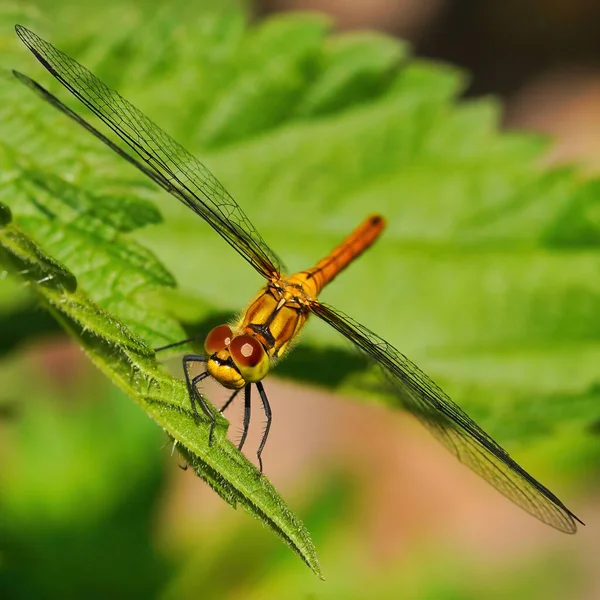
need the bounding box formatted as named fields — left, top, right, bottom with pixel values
left=15, top=25, right=282, bottom=280
left=310, top=301, right=582, bottom=533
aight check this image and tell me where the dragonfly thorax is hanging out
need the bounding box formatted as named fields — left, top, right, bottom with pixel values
left=203, top=278, right=313, bottom=389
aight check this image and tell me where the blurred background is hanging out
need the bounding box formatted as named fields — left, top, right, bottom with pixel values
left=264, top=0, right=600, bottom=169
left=1, top=0, right=600, bottom=598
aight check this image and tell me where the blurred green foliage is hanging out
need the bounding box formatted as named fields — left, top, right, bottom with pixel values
left=0, top=0, right=598, bottom=595
left=0, top=371, right=170, bottom=599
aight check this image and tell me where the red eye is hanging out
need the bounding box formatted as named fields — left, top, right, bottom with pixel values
left=229, top=335, right=265, bottom=368
left=205, top=325, right=233, bottom=354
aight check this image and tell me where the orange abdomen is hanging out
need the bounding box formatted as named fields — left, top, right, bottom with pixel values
left=296, top=215, right=385, bottom=297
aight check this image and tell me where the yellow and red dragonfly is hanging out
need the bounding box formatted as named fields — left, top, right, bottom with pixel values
left=14, top=25, right=583, bottom=533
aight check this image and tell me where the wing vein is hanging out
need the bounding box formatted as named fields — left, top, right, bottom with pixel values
left=14, top=24, right=282, bottom=279
left=310, top=301, right=582, bottom=533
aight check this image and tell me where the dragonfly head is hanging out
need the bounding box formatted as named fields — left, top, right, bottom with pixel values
left=205, top=324, right=270, bottom=389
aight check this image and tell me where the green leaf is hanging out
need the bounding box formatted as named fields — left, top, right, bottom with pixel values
left=197, top=13, right=332, bottom=149
left=0, top=220, right=322, bottom=576
left=294, top=31, right=408, bottom=118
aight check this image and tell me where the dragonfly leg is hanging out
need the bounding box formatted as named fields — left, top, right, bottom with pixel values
left=155, top=335, right=205, bottom=353
left=169, top=438, right=189, bottom=471
left=182, top=354, right=207, bottom=371
left=191, top=372, right=216, bottom=442
left=183, top=355, right=216, bottom=443
left=220, top=388, right=242, bottom=414
left=238, top=385, right=252, bottom=452
left=255, top=381, right=272, bottom=475
left=182, top=354, right=207, bottom=410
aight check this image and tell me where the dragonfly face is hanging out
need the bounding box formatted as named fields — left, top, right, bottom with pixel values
left=205, top=324, right=270, bottom=389
left=14, top=25, right=583, bottom=532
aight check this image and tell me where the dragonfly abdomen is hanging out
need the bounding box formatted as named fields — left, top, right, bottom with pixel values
left=294, top=214, right=385, bottom=296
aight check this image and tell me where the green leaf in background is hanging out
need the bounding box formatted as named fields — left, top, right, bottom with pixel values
left=0, top=381, right=171, bottom=598
left=1, top=0, right=599, bottom=582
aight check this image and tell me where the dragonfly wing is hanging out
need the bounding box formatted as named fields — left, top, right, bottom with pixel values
left=12, top=71, right=177, bottom=197
left=310, top=301, right=582, bottom=533
left=15, top=25, right=282, bottom=280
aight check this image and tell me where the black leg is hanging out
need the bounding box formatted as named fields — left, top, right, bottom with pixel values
left=183, top=355, right=216, bottom=443
left=220, top=388, right=241, bottom=414
left=182, top=354, right=207, bottom=373
left=155, top=335, right=204, bottom=353
left=255, top=381, right=272, bottom=475
left=190, top=372, right=216, bottom=443
left=183, top=355, right=208, bottom=417
left=238, top=384, right=252, bottom=452
left=171, top=438, right=189, bottom=471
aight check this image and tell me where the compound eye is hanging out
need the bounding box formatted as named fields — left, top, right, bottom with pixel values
left=229, top=335, right=269, bottom=383
left=205, top=325, right=233, bottom=355
left=229, top=335, right=264, bottom=367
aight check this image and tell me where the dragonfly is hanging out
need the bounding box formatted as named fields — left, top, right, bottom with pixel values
left=14, top=24, right=583, bottom=534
